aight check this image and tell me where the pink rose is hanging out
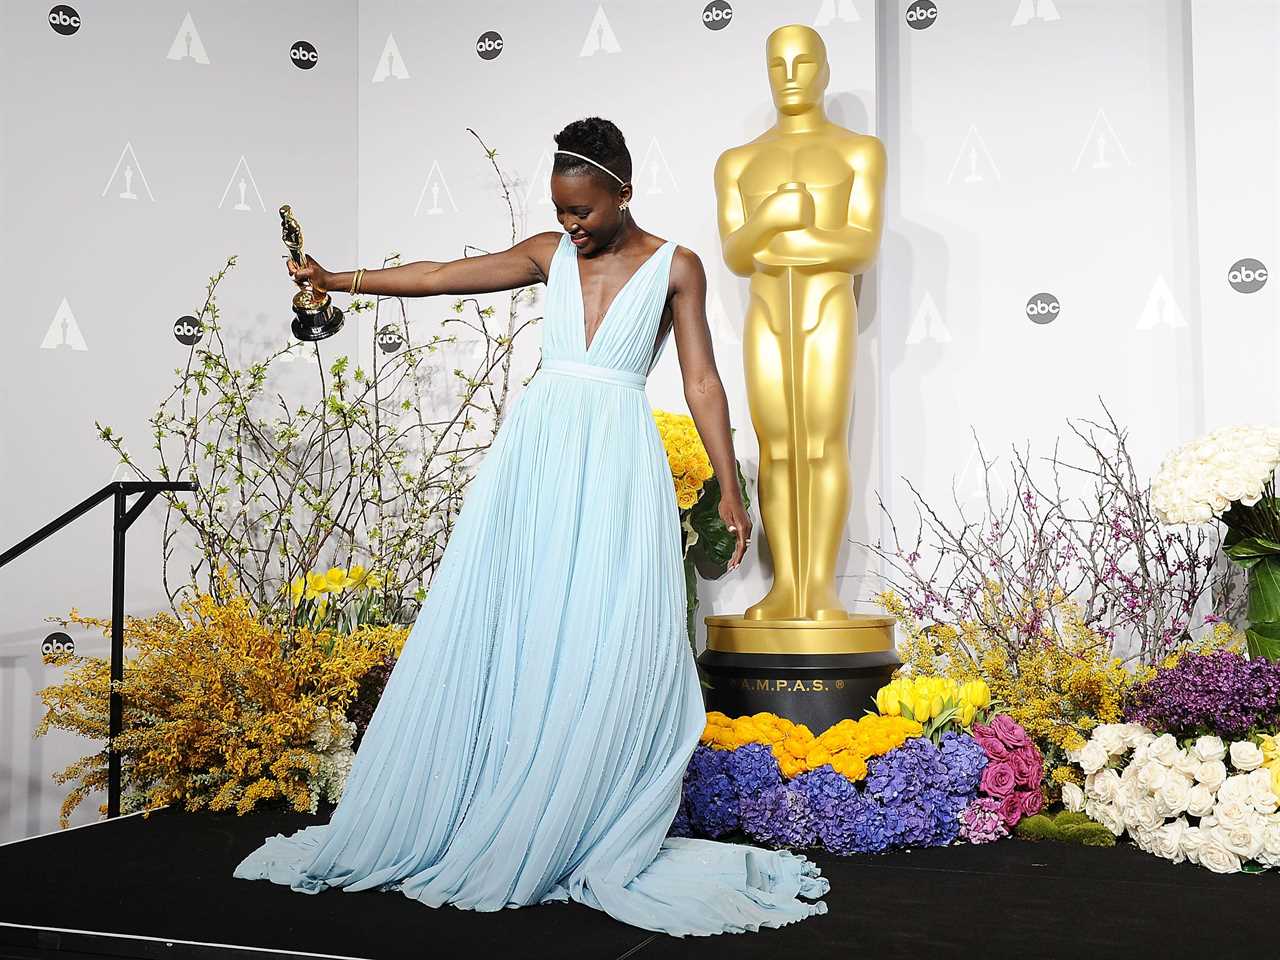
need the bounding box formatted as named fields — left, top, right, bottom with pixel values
left=980, top=760, right=1017, bottom=798
left=1016, top=788, right=1044, bottom=820
left=988, top=714, right=1032, bottom=750
left=998, top=791, right=1023, bottom=827
left=1011, top=750, right=1043, bottom=788
left=972, top=726, right=1011, bottom=761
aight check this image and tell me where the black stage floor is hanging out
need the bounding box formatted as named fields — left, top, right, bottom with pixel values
left=0, top=801, right=1271, bottom=960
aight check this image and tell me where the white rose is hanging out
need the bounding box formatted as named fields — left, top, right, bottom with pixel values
left=1186, top=783, right=1216, bottom=818
left=1155, top=777, right=1192, bottom=818
left=1230, top=740, right=1265, bottom=772
left=1077, top=740, right=1109, bottom=775
left=1116, top=778, right=1144, bottom=809
left=1197, top=835, right=1244, bottom=874
left=1192, top=735, right=1226, bottom=762
left=1259, top=818, right=1280, bottom=867
left=1173, top=750, right=1202, bottom=780
left=1094, top=726, right=1128, bottom=756
left=1137, top=760, right=1171, bottom=793
left=1127, top=731, right=1156, bottom=755
left=1196, top=759, right=1228, bottom=791
left=1244, top=770, right=1279, bottom=814
left=1151, top=818, right=1188, bottom=863
left=1217, top=774, right=1254, bottom=805
left=1181, top=825, right=1206, bottom=864
left=1086, top=800, right=1126, bottom=837
left=1215, top=798, right=1251, bottom=830
left=1120, top=723, right=1153, bottom=748
left=1215, top=817, right=1264, bottom=861
left=1125, top=796, right=1163, bottom=833
left=1086, top=768, right=1121, bottom=804
left=1061, top=781, right=1085, bottom=813
left=1149, top=733, right=1180, bottom=765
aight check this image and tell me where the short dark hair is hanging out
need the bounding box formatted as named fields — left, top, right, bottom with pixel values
left=552, top=117, right=632, bottom=188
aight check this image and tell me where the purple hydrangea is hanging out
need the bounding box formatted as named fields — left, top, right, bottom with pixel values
left=739, top=781, right=818, bottom=848
left=677, top=733, right=991, bottom=855
left=1124, top=650, right=1280, bottom=738
left=938, top=731, right=989, bottom=795
left=682, top=744, right=739, bottom=837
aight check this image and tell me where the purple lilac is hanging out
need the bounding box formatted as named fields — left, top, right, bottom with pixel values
left=1124, top=649, right=1280, bottom=738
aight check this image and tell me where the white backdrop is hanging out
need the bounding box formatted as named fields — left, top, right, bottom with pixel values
left=1, top=1, right=1276, bottom=843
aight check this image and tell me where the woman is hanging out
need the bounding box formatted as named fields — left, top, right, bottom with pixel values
left=232, top=117, right=830, bottom=937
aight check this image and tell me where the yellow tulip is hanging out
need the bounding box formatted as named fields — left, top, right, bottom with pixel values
left=911, top=694, right=933, bottom=722
left=961, top=679, right=992, bottom=709
left=958, top=701, right=976, bottom=727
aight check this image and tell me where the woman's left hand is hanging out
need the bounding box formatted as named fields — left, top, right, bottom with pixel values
left=720, top=497, right=752, bottom=571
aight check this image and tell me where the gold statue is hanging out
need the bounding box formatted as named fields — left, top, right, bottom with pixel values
left=706, top=23, right=889, bottom=656
left=280, top=204, right=344, bottom=342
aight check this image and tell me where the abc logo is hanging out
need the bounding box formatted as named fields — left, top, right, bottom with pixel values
left=290, top=41, right=319, bottom=70
left=376, top=325, right=405, bottom=354
left=42, top=631, right=75, bottom=657
left=476, top=31, right=504, bottom=60
left=1227, top=258, right=1268, bottom=294
left=703, top=1, right=733, bottom=29
left=906, top=0, right=939, bottom=29
left=173, top=315, right=203, bottom=346
left=48, top=5, right=81, bottom=35
left=1025, top=292, right=1061, bottom=324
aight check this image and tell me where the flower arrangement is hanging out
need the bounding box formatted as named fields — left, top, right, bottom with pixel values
left=651, top=409, right=751, bottom=665
left=35, top=569, right=406, bottom=825
left=676, top=704, right=1056, bottom=857
left=286, top=563, right=388, bottom=634
left=862, top=405, right=1230, bottom=669
left=1066, top=723, right=1280, bottom=874
left=1151, top=425, right=1280, bottom=660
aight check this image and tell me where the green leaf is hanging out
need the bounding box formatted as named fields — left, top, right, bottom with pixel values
left=1247, top=556, right=1280, bottom=623
left=1246, top=622, right=1280, bottom=661
left=1225, top=536, right=1280, bottom=566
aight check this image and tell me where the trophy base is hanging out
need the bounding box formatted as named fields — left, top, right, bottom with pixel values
left=696, top=613, right=900, bottom=735
left=291, top=302, right=345, bottom=342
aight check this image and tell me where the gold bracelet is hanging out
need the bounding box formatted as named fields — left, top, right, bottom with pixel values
left=350, top=268, right=365, bottom=296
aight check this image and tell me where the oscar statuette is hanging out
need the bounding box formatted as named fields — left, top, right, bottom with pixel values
left=280, top=204, right=344, bottom=342
left=700, top=24, right=897, bottom=733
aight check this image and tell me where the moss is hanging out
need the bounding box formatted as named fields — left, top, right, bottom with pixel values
left=1059, top=823, right=1116, bottom=847
left=1053, top=810, right=1092, bottom=828
left=1014, top=808, right=1116, bottom=847
left=1014, top=814, right=1058, bottom=841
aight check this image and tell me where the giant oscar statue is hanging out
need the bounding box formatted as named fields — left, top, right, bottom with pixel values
left=699, top=23, right=897, bottom=733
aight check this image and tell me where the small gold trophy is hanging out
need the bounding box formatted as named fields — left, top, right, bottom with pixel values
left=280, top=204, right=344, bottom=342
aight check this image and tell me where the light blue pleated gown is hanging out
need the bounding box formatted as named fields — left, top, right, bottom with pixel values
left=231, top=232, right=831, bottom=936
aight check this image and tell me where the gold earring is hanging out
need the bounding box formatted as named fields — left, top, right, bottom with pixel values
left=619, top=200, right=629, bottom=210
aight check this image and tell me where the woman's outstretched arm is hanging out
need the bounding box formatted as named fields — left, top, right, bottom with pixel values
left=288, top=231, right=560, bottom=298
left=668, top=246, right=752, bottom=571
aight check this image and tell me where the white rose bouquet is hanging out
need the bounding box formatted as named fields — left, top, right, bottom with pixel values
left=1151, top=425, right=1280, bottom=659
left=1066, top=723, right=1280, bottom=874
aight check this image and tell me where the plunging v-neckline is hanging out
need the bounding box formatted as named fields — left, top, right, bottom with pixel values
left=570, top=237, right=672, bottom=355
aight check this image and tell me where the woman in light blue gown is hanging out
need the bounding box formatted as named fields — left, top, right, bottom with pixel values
left=233, top=117, right=830, bottom=937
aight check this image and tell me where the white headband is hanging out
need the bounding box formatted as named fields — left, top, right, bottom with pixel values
left=554, top=149, right=627, bottom=186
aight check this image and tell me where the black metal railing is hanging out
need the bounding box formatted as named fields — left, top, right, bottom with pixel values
left=1, top=480, right=197, bottom=818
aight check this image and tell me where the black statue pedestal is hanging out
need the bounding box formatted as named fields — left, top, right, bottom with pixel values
left=696, top=613, right=900, bottom=734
